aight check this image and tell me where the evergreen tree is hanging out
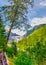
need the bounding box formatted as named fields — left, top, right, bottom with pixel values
left=1, top=0, right=34, bottom=45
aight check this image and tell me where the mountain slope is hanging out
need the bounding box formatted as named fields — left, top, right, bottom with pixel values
left=17, top=24, right=46, bottom=50
left=26, top=24, right=46, bottom=36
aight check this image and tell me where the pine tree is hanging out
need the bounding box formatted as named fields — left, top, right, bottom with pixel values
left=1, top=0, right=34, bottom=45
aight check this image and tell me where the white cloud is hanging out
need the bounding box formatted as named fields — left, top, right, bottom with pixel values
left=11, top=29, right=26, bottom=36
left=31, top=17, right=46, bottom=27
left=40, top=1, right=46, bottom=6
left=5, top=26, right=26, bottom=36
left=5, top=26, right=9, bottom=32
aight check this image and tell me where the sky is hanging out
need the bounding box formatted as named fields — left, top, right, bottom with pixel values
left=28, top=0, right=46, bottom=26
left=0, top=0, right=46, bottom=35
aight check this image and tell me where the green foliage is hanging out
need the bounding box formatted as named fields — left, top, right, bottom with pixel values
left=12, top=42, right=17, bottom=55
left=5, top=42, right=17, bottom=57
left=30, top=42, right=46, bottom=64
left=6, top=46, right=17, bottom=58
left=0, top=17, right=6, bottom=50
left=13, top=51, right=34, bottom=65
left=5, top=46, right=14, bottom=57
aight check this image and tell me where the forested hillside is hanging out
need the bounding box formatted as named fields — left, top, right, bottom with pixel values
left=14, top=24, right=46, bottom=65
left=17, top=24, right=46, bottom=50
left=26, top=24, right=46, bottom=36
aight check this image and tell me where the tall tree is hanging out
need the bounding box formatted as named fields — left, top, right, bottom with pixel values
left=1, top=0, right=34, bottom=46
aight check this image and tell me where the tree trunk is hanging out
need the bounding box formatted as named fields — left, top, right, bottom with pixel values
left=5, top=5, right=19, bottom=46
left=5, top=20, right=14, bottom=45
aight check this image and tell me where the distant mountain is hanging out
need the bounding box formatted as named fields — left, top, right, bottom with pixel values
left=10, top=32, right=20, bottom=36
left=9, top=33, right=20, bottom=42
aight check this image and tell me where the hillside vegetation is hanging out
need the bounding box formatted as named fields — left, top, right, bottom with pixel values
left=14, top=24, right=46, bottom=65
left=17, top=24, right=46, bottom=50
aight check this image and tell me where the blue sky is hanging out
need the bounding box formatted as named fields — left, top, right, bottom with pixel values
left=0, top=0, right=46, bottom=18
left=0, top=0, right=46, bottom=35
left=27, top=0, right=46, bottom=27
left=28, top=0, right=46, bottom=18
left=0, top=0, right=12, bottom=6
